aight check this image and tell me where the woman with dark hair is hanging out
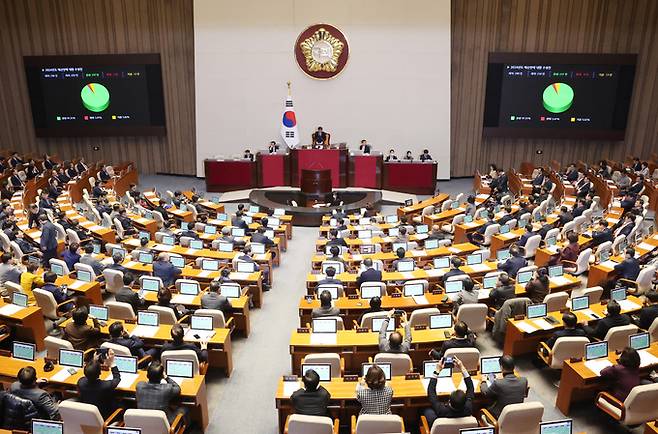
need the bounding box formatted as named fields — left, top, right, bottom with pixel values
left=356, top=364, right=393, bottom=415
left=600, top=347, right=641, bottom=401
left=525, top=267, right=550, bottom=304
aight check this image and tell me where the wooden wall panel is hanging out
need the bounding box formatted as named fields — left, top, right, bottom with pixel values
left=451, top=0, right=658, bottom=177
left=0, top=0, right=196, bottom=175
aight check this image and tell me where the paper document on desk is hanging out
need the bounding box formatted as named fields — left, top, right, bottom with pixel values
left=639, top=351, right=658, bottom=368
left=550, top=276, right=572, bottom=286
left=18, top=224, right=29, bottom=231
left=500, top=233, right=517, bottom=240
left=478, top=288, right=491, bottom=299
left=89, top=225, right=104, bottom=231
left=283, top=381, right=302, bottom=397
left=230, top=272, right=252, bottom=280
left=638, top=242, right=656, bottom=251
left=105, top=372, right=139, bottom=389
left=415, top=234, right=428, bottom=241
left=0, top=304, right=24, bottom=316
left=515, top=321, right=539, bottom=334
left=618, top=299, right=641, bottom=312
left=400, top=272, right=415, bottom=280
left=125, top=261, right=138, bottom=268
left=67, top=280, right=85, bottom=289
left=463, top=222, right=479, bottom=229
left=598, top=260, right=619, bottom=269
left=546, top=246, right=560, bottom=254
left=422, top=378, right=456, bottom=393
left=197, top=270, right=212, bottom=278
left=131, top=325, right=159, bottom=338
left=579, top=309, right=598, bottom=320
left=531, top=319, right=554, bottom=330
left=50, top=368, right=73, bottom=383
left=186, top=248, right=198, bottom=254
left=584, top=359, right=613, bottom=376
left=159, top=245, right=174, bottom=252
left=172, top=295, right=196, bottom=305
left=411, top=250, right=427, bottom=257
left=310, top=333, right=337, bottom=346
left=458, top=378, right=479, bottom=391
left=100, top=257, right=114, bottom=265
left=425, top=269, right=445, bottom=278
left=448, top=247, right=461, bottom=254
left=184, top=329, right=215, bottom=341
left=169, top=377, right=188, bottom=386
left=469, top=264, right=490, bottom=273
left=412, top=295, right=429, bottom=305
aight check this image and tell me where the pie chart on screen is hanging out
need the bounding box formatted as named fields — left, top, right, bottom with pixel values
left=81, top=83, right=110, bottom=112
left=542, top=82, right=574, bottom=114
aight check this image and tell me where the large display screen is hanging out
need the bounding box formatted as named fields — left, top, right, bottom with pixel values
left=24, top=54, right=166, bottom=137
left=483, top=53, right=636, bottom=140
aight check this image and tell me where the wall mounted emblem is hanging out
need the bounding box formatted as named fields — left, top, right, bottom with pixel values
left=295, top=24, right=349, bottom=79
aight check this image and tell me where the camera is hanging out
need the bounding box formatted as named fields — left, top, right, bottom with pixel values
left=95, top=347, right=109, bottom=361
left=393, top=309, right=405, bottom=316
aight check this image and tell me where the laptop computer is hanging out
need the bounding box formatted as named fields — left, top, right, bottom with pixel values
left=434, top=257, right=450, bottom=269
left=460, top=428, right=495, bottom=434
left=317, top=285, right=340, bottom=300
left=220, top=284, right=241, bottom=298
left=231, top=228, right=246, bottom=237
left=202, top=259, right=219, bottom=271
left=444, top=280, right=463, bottom=294
left=179, top=281, right=200, bottom=295
left=170, top=256, right=185, bottom=268
left=483, top=275, right=498, bottom=289
left=500, top=224, right=510, bottom=234
left=611, top=287, right=627, bottom=301
left=570, top=296, right=589, bottom=312
left=496, top=249, right=511, bottom=261
left=12, top=341, right=35, bottom=361
left=218, top=242, right=233, bottom=252
left=138, top=252, right=154, bottom=264
left=416, top=225, right=429, bottom=234
left=629, top=332, right=650, bottom=351
left=425, top=238, right=439, bottom=249
left=191, top=315, right=214, bottom=331
left=548, top=265, right=564, bottom=277
left=217, top=213, right=228, bottom=221
left=204, top=225, right=217, bottom=235
left=516, top=270, right=533, bottom=284
left=161, top=235, right=175, bottom=246
left=114, top=355, right=138, bottom=374
left=360, top=285, right=381, bottom=299
left=251, top=243, right=266, bottom=254
left=50, top=262, right=64, bottom=276
left=385, top=215, right=398, bottom=224
left=12, top=292, right=28, bottom=307
left=358, top=230, right=372, bottom=239
left=388, top=227, right=400, bottom=237
left=141, top=277, right=160, bottom=292
left=301, top=363, right=331, bottom=382
left=397, top=260, right=414, bottom=272
left=423, top=361, right=451, bottom=378
left=112, top=247, right=126, bottom=258
left=77, top=269, right=93, bottom=282
left=189, top=240, right=204, bottom=250
left=237, top=261, right=256, bottom=273
left=480, top=356, right=502, bottom=374
left=372, top=317, right=395, bottom=332
left=139, top=231, right=150, bottom=241
left=392, top=242, right=408, bottom=252
left=466, top=253, right=482, bottom=266
left=527, top=303, right=548, bottom=319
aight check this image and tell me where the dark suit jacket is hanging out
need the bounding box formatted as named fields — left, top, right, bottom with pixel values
left=490, top=284, right=516, bottom=309
left=428, top=375, right=474, bottom=418
left=614, top=258, right=640, bottom=281
left=356, top=268, right=383, bottom=287
left=64, top=322, right=102, bottom=350
left=115, top=286, right=145, bottom=313
left=250, top=233, right=275, bottom=247
left=591, top=229, right=613, bottom=246
left=161, top=341, right=208, bottom=362
left=10, top=383, right=59, bottom=421
left=327, top=238, right=348, bottom=248
left=638, top=305, right=658, bottom=330
left=546, top=327, right=588, bottom=348
left=525, top=278, right=549, bottom=304
left=291, top=386, right=331, bottom=416
left=629, top=182, right=643, bottom=195
left=77, top=366, right=121, bottom=418
left=109, top=335, right=147, bottom=357
left=442, top=268, right=466, bottom=284
left=518, top=231, right=537, bottom=247
left=497, top=256, right=528, bottom=277
left=430, top=333, right=476, bottom=359
left=480, top=373, right=528, bottom=418
left=153, top=261, right=181, bottom=287
left=40, top=221, right=58, bottom=251
left=587, top=313, right=631, bottom=340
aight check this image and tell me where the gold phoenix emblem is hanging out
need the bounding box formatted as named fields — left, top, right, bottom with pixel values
left=299, top=27, right=345, bottom=72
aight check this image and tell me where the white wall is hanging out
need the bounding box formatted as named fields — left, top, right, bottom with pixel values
left=194, top=0, right=451, bottom=179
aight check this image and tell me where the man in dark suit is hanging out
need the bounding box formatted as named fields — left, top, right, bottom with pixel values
left=250, top=226, right=275, bottom=247
left=556, top=206, right=573, bottom=227
left=566, top=166, right=579, bottom=182
left=153, top=253, right=181, bottom=287
left=107, top=321, right=156, bottom=358
left=517, top=224, right=538, bottom=247
left=442, top=257, right=466, bottom=284
left=545, top=312, right=588, bottom=348
left=358, top=139, right=372, bottom=154
left=200, top=281, right=232, bottom=316
left=161, top=324, right=208, bottom=362
left=497, top=245, right=528, bottom=278
left=356, top=258, right=382, bottom=287
left=571, top=199, right=587, bottom=218
left=291, top=369, right=331, bottom=416
left=106, top=253, right=129, bottom=274
left=429, top=321, right=476, bottom=359
left=614, top=214, right=635, bottom=238
left=489, top=273, right=516, bottom=308
left=637, top=291, right=658, bottom=330
left=64, top=307, right=102, bottom=351
left=317, top=266, right=342, bottom=286
left=423, top=357, right=474, bottom=427
left=480, top=355, right=528, bottom=418
left=136, top=362, right=184, bottom=423
left=614, top=247, right=641, bottom=281
left=311, top=126, right=328, bottom=147
left=590, top=220, right=614, bottom=247
left=326, top=229, right=348, bottom=248
left=585, top=300, right=631, bottom=340
left=629, top=176, right=644, bottom=195
left=115, top=273, right=146, bottom=314
left=38, top=215, right=58, bottom=267
left=11, top=366, right=59, bottom=421
left=77, top=354, right=121, bottom=418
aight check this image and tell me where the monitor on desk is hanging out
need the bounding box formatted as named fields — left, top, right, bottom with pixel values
left=231, top=228, right=245, bottom=237
left=139, top=231, right=150, bottom=241
left=500, top=224, right=510, bottom=234
left=388, top=227, right=400, bottom=237
left=548, top=265, right=564, bottom=277
left=317, top=285, right=340, bottom=300
left=460, top=428, right=495, bottom=434
left=32, top=420, right=64, bottom=434
left=611, top=287, right=627, bottom=301
left=496, top=249, right=510, bottom=262
left=516, top=270, right=533, bottom=284
left=585, top=341, right=608, bottom=360
left=114, top=355, right=138, bottom=374
left=249, top=205, right=259, bottom=214
left=268, top=217, right=280, bottom=228
left=434, top=257, right=450, bottom=269
left=143, top=211, right=154, bottom=220
left=397, top=260, right=414, bottom=272
left=483, top=275, right=498, bottom=289
left=138, top=311, right=160, bottom=327
left=416, top=224, right=429, bottom=234
left=12, top=341, right=35, bottom=361
left=264, top=229, right=275, bottom=239
left=181, top=222, right=189, bottom=230
left=211, top=196, right=220, bottom=204
left=429, top=313, right=452, bottom=329
left=141, top=277, right=160, bottom=292
left=161, top=235, right=175, bottom=246
left=466, top=253, right=482, bottom=266
left=405, top=199, right=413, bottom=206
left=217, top=213, right=228, bottom=221
left=77, top=269, right=92, bottom=282
left=220, top=284, right=241, bottom=298
left=179, top=281, right=200, bottom=295
left=424, top=238, right=439, bottom=250
left=204, top=225, right=217, bottom=235
left=191, top=315, right=214, bottom=331
left=59, top=349, right=84, bottom=368
left=89, top=305, right=108, bottom=321
left=546, top=236, right=557, bottom=247
left=218, top=242, right=233, bottom=252
left=423, top=361, right=451, bottom=378
left=392, top=242, right=408, bottom=253
left=539, top=420, right=573, bottom=434
left=179, top=204, right=188, bottom=212
left=274, top=208, right=285, bottom=216
left=629, top=332, right=650, bottom=351
left=362, top=363, right=392, bottom=380
left=12, top=292, right=28, bottom=307
left=360, top=284, right=381, bottom=299
left=403, top=282, right=424, bottom=297
left=480, top=356, right=502, bottom=374
left=189, top=240, right=204, bottom=250
left=50, top=262, right=64, bottom=276
left=385, top=215, right=398, bottom=224
left=464, top=215, right=474, bottom=223
left=312, top=318, right=337, bottom=333
left=570, top=296, right=589, bottom=312
left=358, top=230, right=372, bottom=239
left=237, top=261, right=256, bottom=273
left=138, top=252, right=154, bottom=264
left=242, top=216, right=253, bottom=224
left=360, top=244, right=375, bottom=254
left=451, top=201, right=460, bottom=209
left=444, top=280, right=463, bottom=294
left=170, top=256, right=185, bottom=268
left=251, top=243, right=266, bottom=254
left=372, top=317, right=395, bottom=332
left=202, top=259, right=219, bottom=271
left=527, top=303, right=547, bottom=319
left=112, top=248, right=126, bottom=258
left=165, top=359, right=194, bottom=378
left=301, top=363, right=331, bottom=382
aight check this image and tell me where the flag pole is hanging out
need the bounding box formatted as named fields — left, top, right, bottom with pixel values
left=287, top=81, right=291, bottom=96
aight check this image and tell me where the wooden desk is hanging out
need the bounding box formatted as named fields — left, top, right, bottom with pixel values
left=0, top=355, right=209, bottom=429
left=396, top=194, right=449, bottom=219
left=588, top=235, right=658, bottom=287
left=645, top=421, right=658, bottom=434
left=504, top=296, right=643, bottom=356
left=422, top=208, right=465, bottom=227
left=489, top=228, right=524, bottom=256
left=0, top=301, right=47, bottom=351
left=556, top=343, right=658, bottom=415
left=57, top=275, right=103, bottom=305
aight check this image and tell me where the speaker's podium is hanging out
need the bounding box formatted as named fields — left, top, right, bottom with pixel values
left=291, top=145, right=348, bottom=188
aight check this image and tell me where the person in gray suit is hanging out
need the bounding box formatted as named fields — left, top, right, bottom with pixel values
left=136, top=361, right=185, bottom=423
left=452, top=277, right=480, bottom=314
left=38, top=215, right=58, bottom=267
left=378, top=309, right=412, bottom=353
left=479, top=355, right=528, bottom=418
left=80, top=243, right=106, bottom=275
left=200, top=281, right=232, bottom=317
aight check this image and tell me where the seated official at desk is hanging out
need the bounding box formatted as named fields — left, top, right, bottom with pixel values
left=590, top=220, right=614, bottom=246
left=636, top=291, right=658, bottom=330
left=391, top=248, right=414, bottom=272
left=136, top=361, right=185, bottom=424
left=153, top=253, right=182, bottom=287
left=326, top=229, right=347, bottom=248
left=326, top=246, right=346, bottom=265
left=157, top=287, right=188, bottom=320
left=291, top=369, right=331, bottom=417
left=106, top=252, right=129, bottom=274
left=614, top=247, right=641, bottom=281
left=384, top=149, right=398, bottom=162
left=65, top=307, right=102, bottom=351
left=268, top=141, right=280, bottom=154
left=78, top=351, right=121, bottom=418
left=600, top=347, right=642, bottom=402
left=429, top=321, right=476, bottom=359
left=358, top=297, right=383, bottom=324
left=545, top=312, right=588, bottom=348
left=243, top=149, right=254, bottom=161
left=311, top=126, right=329, bottom=148
left=12, top=366, right=60, bottom=421
left=358, top=139, right=372, bottom=154
left=525, top=267, right=550, bottom=304
left=318, top=267, right=342, bottom=286
left=489, top=273, right=515, bottom=309
left=379, top=309, right=411, bottom=353
left=201, top=281, right=232, bottom=316
left=108, top=321, right=158, bottom=359
left=161, top=324, right=208, bottom=363
left=452, top=278, right=479, bottom=314
left=585, top=300, right=631, bottom=340
left=357, top=258, right=382, bottom=287
left=554, top=232, right=580, bottom=271
left=423, top=357, right=474, bottom=427
left=312, top=290, right=340, bottom=318
left=419, top=149, right=433, bottom=162
left=356, top=365, right=393, bottom=415
left=404, top=151, right=413, bottom=161
left=116, top=272, right=146, bottom=313
left=480, top=355, right=527, bottom=418
left=442, top=257, right=466, bottom=283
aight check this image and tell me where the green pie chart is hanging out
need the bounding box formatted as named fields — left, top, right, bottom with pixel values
left=542, top=83, right=574, bottom=114
left=80, top=83, right=110, bottom=112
